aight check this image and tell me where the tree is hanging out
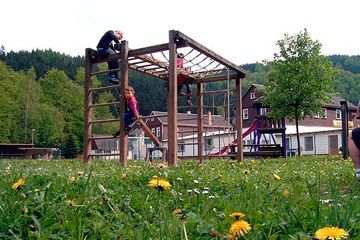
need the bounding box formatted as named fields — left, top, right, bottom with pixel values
left=63, top=134, right=79, bottom=159
left=260, top=29, right=337, bottom=156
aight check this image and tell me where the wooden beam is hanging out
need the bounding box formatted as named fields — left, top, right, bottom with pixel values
left=197, top=82, right=204, bottom=165
left=167, top=30, right=178, bottom=166
left=120, top=40, right=129, bottom=167
left=188, top=74, right=238, bottom=84
left=236, top=76, right=243, bottom=163
left=84, top=48, right=93, bottom=164
left=128, top=43, right=169, bottom=57
left=137, top=119, right=161, bottom=146
left=176, top=31, right=246, bottom=78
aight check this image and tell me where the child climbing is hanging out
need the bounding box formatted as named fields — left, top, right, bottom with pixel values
left=96, top=30, right=123, bottom=84
left=176, top=53, right=192, bottom=105
left=113, top=86, right=140, bottom=137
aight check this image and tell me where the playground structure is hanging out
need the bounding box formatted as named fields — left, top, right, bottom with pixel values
left=208, top=116, right=286, bottom=158
left=83, top=30, right=246, bottom=166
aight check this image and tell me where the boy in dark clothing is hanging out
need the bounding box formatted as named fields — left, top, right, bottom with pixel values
left=96, top=30, right=123, bottom=84
left=349, top=100, right=360, bottom=181
left=113, top=86, right=140, bottom=137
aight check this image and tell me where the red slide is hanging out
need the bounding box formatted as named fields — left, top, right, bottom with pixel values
left=208, top=120, right=258, bottom=156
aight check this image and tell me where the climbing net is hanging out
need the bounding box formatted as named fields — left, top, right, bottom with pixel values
left=128, top=46, right=230, bottom=81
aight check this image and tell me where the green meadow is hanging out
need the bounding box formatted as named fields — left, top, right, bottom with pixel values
left=1, top=156, right=359, bottom=239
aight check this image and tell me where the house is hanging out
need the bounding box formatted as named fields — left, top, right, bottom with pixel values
left=0, top=143, right=34, bottom=159
left=242, top=84, right=358, bottom=155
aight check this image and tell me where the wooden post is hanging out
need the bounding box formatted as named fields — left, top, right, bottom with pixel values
left=84, top=48, right=93, bottom=164
left=340, top=100, right=349, bottom=159
left=167, top=30, right=178, bottom=166
left=236, top=76, right=243, bottom=163
left=120, top=40, right=129, bottom=167
left=197, top=83, right=204, bottom=164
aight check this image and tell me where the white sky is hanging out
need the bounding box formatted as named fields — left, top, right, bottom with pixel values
left=1, top=0, right=359, bottom=65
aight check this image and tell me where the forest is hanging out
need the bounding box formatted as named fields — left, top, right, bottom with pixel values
left=1, top=50, right=360, bottom=156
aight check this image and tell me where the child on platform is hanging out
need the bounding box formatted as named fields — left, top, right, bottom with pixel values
left=113, top=86, right=140, bottom=136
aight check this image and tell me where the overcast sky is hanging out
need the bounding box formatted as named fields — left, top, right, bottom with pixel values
left=1, top=0, right=359, bottom=65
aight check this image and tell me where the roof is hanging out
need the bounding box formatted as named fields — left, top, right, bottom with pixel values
left=283, top=125, right=341, bottom=135
left=149, top=111, right=231, bottom=128
left=249, top=84, right=357, bottom=110
left=0, top=143, right=35, bottom=147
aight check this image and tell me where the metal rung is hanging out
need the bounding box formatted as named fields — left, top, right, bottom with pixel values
left=90, top=118, right=119, bottom=124
left=90, top=85, right=120, bottom=92
left=91, top=67, right=121, bottom=76
left=90, top=101, right=120, bottom=108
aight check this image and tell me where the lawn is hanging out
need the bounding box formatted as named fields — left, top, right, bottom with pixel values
left=1, top=156, right=359, bottom=239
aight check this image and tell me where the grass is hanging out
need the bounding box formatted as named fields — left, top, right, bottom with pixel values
left=0, top=155, right=359, bottom=239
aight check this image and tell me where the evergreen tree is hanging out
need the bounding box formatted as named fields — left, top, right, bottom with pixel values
left=63, top=134, right=79, bottom=159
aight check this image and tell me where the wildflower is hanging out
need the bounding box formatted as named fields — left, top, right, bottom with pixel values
left=315, top=226, right=349, bottom=240
left=11, top=178, right=25, bottom=190
left=172, top=208, right=187, bottom=220
left=228, top=220, right=252, bottom=239
left=273, top=173, right=281, bottom=180
left=243, top=170, right=250, bottom=175
left=209, top=229, right=218, bottom=238
left=69, top=176, right=77, bottom=182
left=23, top=207, right=29, bottom=215
left=283, top=189, right=289, bottom=197
left=229, top=212, right=245, bottom=220
left=77, top=171, right=84, bottom=176
left=65, top=199, right=76, bottom=207
left=121, top=173, right=128, bottom=179
left=148, top=176, right=171, bottom=191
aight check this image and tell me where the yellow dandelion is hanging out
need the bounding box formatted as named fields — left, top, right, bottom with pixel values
left=69, top=176, right=77, bottom=182
left=121, top=173, right=128, bottom=179
left=283, top=189, right=289, bottom=197
left=229, top=212, right=246, bottom=220
left=315, top=226, right=349, bottom=240
left=11, top=178, right=25, bottom=190
left=273, top=173, right=281, bottom=180
left=228, top=220, right=252, bottom=239
left=243, top=170, right=250, bottom=175
left=172, top=208, right=187, bottom=220
left=77, top=171, right=84, bottom=176
left=148, top=176, right=171, bottom=191
left=172, top=208, right=182, bottom=218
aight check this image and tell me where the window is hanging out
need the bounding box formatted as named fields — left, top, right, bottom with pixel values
left=304, top=136, right=314, bottom=151
left=243, top=108, right=249, bottom=120
left=178, top=141, right=185, bottom=152
left=156, top=127, right=160, bottom=137
left=204, top=137, right=213, bottom=151
left=336, top=109, right=341, bottom=120
left=250, top=92, right=256, bottom=99
left=313, top=113, right=320, bottom=119
left=321, top=108, right=327, bottom=119
left=151, top=128, right=156, bottom=135
left=260, top=108, right=267, bottom=115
